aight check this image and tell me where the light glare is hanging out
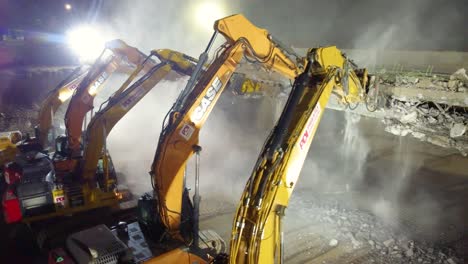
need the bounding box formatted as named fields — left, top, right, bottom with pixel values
left=66, top=25, right=106, bottom=62
left=195, top=2, right=227, bottom=31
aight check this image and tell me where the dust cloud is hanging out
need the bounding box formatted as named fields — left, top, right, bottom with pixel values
left=103, top=79, right=278, bottom=202
left=98, top=0, right=238, bottom=56
left=88, top=0, right=462, bottom=241
left=298, top=110, right=370, bottom=194
left=296, top=109, right=454, bottom=242
left=104, top=78, right=183, bottom=195
left=192, top=96, right=280, bottom=202
left=92, top=0, right=263, bottom=201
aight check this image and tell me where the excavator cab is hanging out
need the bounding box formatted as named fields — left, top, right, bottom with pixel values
left=54, top=135, right=69, bottom=159
left=95, top=152, right=118, bottom=192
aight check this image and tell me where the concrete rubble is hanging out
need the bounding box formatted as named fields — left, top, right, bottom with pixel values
left=299, top=66, right=468, bottom=155
left=329, top=238, right=339, bottom=247
left=373, top=68, right=468, bottom=155
left=292, top=192, right=465, bottom=264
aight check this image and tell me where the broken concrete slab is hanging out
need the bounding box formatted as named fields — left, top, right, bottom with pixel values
left=329, top=239, right=338, bottom=247
left=406, top=248, right=415, bottom=258
left=450, top=123, right=466, bottom=138
left=401, top=111, right=418, bottom=124
left=450, top=68, right=468, bottom=86
left=381, top=85, right=468, bottom=107
left=383, top=238, right=395, bottom=247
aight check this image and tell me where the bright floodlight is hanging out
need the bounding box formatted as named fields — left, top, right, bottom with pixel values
left=66, top=25, right=106, bottom=62
left=64, top=3, right=72, bottom=11
left=195, top=2, right=227, bottom=31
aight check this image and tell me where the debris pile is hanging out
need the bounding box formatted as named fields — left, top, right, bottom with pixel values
left=292, top=193, right=465, bottom=264
left=378, top=69, right=468, bottom=155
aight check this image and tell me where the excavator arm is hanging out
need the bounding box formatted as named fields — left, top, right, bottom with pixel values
left=228, top=46, right=369, bottom=264
left=149, top=14, right=302, bottom=242
left=79, top=49, right=197, bottom=186
left=63, top=39, right=158, bottom=157
left=0, top=67, right=88, bottom=165
left=36, top=66, right=89, bottom=147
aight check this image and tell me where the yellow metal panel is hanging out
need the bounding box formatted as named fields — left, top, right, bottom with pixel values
left=215, top=14, right=301, bottom=80
left=152, top=43, right=246, bottom=237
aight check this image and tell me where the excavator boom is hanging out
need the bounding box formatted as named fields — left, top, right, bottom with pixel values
left=80, top=49, right=197, bottom=184
left=229, top=46, right=368, bottom=263
left=150, top=14, right=303, bottom=241
left=37, top=66, right=89, bottom=147
left=64, top=40, right=157, bottom=157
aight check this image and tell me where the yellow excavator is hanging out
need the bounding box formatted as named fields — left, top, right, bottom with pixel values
left=226, top=46, right=368, bottom=264
left=43, top=14, right=372, bottom=264
left=1, top=39, right=160, bottom=224
left=144, top=14, right=369, bottom=264
left=0, top=67, right=88, bottom=169
left=0, top=131, right=22, bottom=167
left=57, top=39, right=157, bottom=160
left=147, top=13, right=303, bottom=245
left=36, top=66, right=89, bottom=149
left=70, top=49, right=198, bottom=214
left=1, top=39, right=151, bottom=168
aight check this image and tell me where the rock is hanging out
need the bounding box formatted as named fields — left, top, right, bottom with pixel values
left=401, top=111, right=418, bottom=124
left=407, top=76, right=419, bottom=84
left=429, top=108, right=440, bottom=116
left=450, top=123, right=466, bottom=138
left=346, top=233, right=362, bottom=249
left=368, top=240, right=375, bottom=247
left=329, top=239, right=338, bottom=247
left=448, top=80, right=459, bottom=90
left=406, top=240, right=415, bottom=250
left=383, top=238, right=395, bottom=247
left=418, top=258, right=423, bottom=262
left=411, top=131, right=425, bottom=139
left=376, top=245, right=382, bottom=250
left=427, top=116, right=438, bottom=124
left=447, top=258, right=457, bottom=264
left=450, top=68, right=468, bottom=86
left=385, top=124, right=411, bottom=136
left=406, top=248, right=414, bottom=258
left=355, top=231, right=369, bottom=241
left=418, top=78, right=434, bottom=88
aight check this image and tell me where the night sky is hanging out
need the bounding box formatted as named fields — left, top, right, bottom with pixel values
left=0, top=0, right=467, bottom=51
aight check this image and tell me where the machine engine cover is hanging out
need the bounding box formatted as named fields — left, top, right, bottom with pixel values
left=66, top=224, right=132, bottom=264
left=15, top=152, right=54, bottom=183
left=16, top=181, right=54, bottom=216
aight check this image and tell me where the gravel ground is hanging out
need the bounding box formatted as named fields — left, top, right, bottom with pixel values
left=282, top=190, right=466, bottom=264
